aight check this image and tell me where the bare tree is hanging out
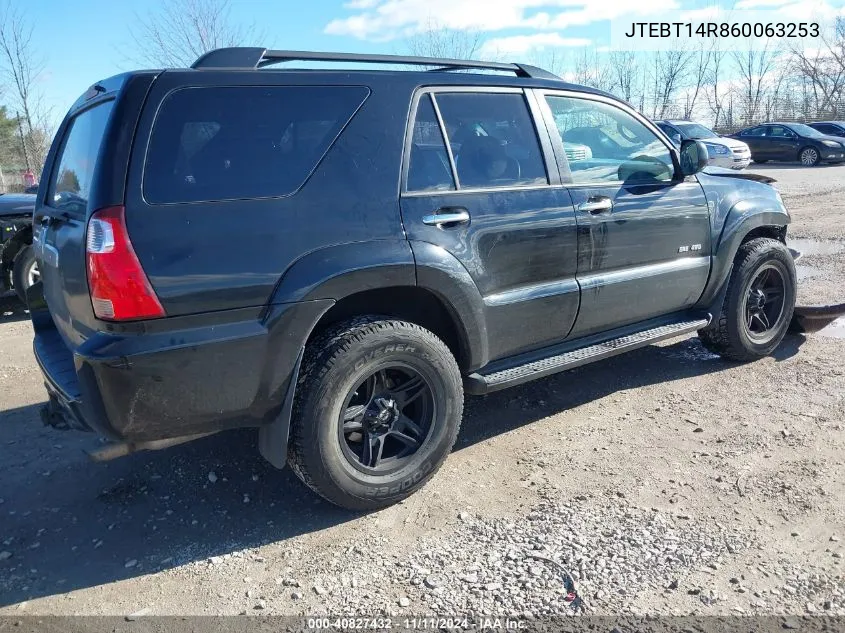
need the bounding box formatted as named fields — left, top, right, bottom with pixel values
left=732, top=40, right=780, bottom=125
left=652, top=46, right=694, bottom=118
left=705, top=48, right=729, bottom=128
left=573, top=49, right=613, bottom=92
left=609, top=51, right=637, bottom=102
left=529, top=49, right=569, bottom=78
left=406, top=19, right=483, bottom=60
left=682, top=43, right=713, bottom=119
left=130, top=0, right=261, bottom=68
left=0, top=0, right=51, bottom=173
left=789, top=19, right=845, bottom=119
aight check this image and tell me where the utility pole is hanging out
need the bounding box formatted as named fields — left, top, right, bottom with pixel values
left=16, top=111, right=31, bottom=172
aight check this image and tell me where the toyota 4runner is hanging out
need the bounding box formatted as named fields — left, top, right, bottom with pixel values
left=29, top=49, right=797, bottom=509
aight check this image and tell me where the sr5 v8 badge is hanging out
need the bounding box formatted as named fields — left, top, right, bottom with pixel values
left=678, top=244, right=703, bottom=253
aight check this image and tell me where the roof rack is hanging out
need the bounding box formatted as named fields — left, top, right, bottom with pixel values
left=190, top=48, right=560, bottom=80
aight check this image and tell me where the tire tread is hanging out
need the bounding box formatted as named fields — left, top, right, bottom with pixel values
left=288, top=316, right=462, bottom=510
left=699, top=237, right=795, bottom=361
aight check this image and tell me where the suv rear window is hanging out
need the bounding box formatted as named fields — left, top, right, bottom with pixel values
left=49, top=101, right=115, bottom=215
left=144, top=86, right=369, bottom=204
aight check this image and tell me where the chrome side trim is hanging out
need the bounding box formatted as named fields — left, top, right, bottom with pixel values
left=579, top=257, right=710, bottom=290
left=484, top=278, right=580, bottom=307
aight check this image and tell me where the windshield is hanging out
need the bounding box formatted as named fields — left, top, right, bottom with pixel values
left=675, top=122, right=717, bottom=139
left=789, top=123, right=825, bottom=138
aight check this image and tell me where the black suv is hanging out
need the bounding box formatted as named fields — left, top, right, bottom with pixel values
left=30, top=49, right=796, bottom=509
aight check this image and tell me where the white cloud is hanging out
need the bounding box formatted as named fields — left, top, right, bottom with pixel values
left=734, top=0, right=795, bottom=8
left=677, top=6, right=724, bottom=21
left=480, top=32, right=591, bottom=56
left=345, top=0, right=381, bottom=7
left=324, top=0, right=681, bottom=40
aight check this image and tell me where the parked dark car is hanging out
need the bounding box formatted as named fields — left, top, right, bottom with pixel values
left=0, top=192, right=37, bottom=302
left=808, top=121, right=845, bottom=138
left=730, top=122, right=845, bottom=166
left=30, top=48, right=798, bottom=509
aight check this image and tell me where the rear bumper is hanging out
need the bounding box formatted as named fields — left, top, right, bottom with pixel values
left=32, top=299, right=333, bottom=442
left=34, top=327, right=93, bottom=433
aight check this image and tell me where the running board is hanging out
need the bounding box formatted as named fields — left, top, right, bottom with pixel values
left=466, top=317, right=710, bottom=395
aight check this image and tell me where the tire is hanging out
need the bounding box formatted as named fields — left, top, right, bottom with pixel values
left=799, top=146, right=820, bottom=166
left=751, top=159, right=768, bottom=164
left=288, top=317, right=463, bottom=510
left=699, top=237, right=796, bottom=362
left=12, top=245, right=38, bottom=305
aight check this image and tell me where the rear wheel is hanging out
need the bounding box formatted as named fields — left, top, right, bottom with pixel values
left=799, top=146, right=820, bottom=166
left=699, top=238, right=796, bottom=361
left=288, top=317, right=463, bottom=510
left=12, top=245, right=38, bottom=305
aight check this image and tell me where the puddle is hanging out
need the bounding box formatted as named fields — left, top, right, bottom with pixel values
left=818, top=317, right=845, bottom=339
left=788, top=237, right=845, bottom=257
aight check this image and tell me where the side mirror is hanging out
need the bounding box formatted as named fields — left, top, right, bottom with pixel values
left=679, top=139, right=709, bottom=176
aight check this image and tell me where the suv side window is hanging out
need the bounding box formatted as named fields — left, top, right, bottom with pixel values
left=434, top=92, right=547, bottom=189
left=144, top=86, right=369, bottom=204
left=544, top=95, right=674, bottom=184
left=407, top=94, right=455, bottom=192
left=49, top=101, right=115, bottom=216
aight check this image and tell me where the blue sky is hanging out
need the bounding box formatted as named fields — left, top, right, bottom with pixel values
left=20, top=0, right=845, bottom=123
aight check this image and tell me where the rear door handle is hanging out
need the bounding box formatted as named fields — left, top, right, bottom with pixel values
left=577, top=196, right=613, bottom=214
left=422, top=208, right=470, bottom=227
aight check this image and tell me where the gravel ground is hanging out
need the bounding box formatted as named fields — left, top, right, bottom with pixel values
left=0, top=165, right=843, bottom=618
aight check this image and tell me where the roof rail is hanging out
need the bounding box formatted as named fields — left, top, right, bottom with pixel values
left=190, top=47, right=560, bottom=80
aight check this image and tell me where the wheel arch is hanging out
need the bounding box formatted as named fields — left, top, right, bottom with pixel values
left=697, top=203, right=789, bottom=311
left=307, top=286, right=473, bottom=373
left=258, top=241, right=488, bottom=470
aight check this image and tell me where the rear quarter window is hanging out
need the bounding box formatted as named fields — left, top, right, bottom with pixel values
left=143, top=85, right=369, bottom=204
left=48, top=101, right=115, bottom=215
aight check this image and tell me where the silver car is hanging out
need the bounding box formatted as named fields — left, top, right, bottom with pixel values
left=656, top=120, right=751, bottom=170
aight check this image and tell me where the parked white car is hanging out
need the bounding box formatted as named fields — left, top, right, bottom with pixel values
left=656, top=120, right=752, bottom=170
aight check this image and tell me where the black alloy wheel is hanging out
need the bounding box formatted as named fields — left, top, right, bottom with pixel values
left=743, top=264, right=786, bottom=343
left=339, top=365, right=434, bottom=474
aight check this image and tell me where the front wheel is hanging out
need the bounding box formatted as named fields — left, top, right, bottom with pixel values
left=699, top=238, right=796, bottom=361
left=799, top=146, right=820, bottom=166
left=12, top=245, right=38, bottom=305
left=288, top=317, right=463, bottom=510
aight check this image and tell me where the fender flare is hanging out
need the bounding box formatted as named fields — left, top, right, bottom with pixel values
left=410, top=241, right=489, bottom=371
left=269, top=239, right=489, bottom=371
left=269, top=240, right=416, bottom=304
left=697, top=204, right=789, bottom=310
